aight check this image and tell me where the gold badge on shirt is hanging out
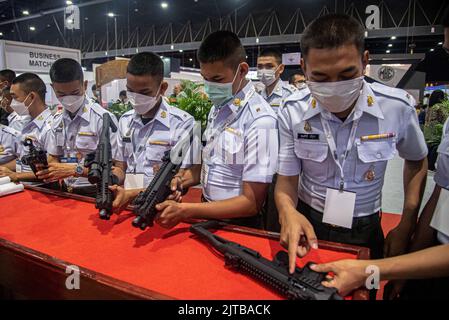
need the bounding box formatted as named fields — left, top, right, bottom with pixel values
left=367, top=96, right=375, bottom=107
left=304, top=121, right=312, bottom=133
left=365, top=166, right=376, bottom=182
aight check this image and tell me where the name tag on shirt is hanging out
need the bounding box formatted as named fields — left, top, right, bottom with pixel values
left=124, top=173, right=145, bottom=190
left=430, top=188, right=449, bottom=238
left=122, top=137, right=131, bottom=143
left=298, top=133, right=320, bottom=140
left=323, top=188, right=356, bottom=229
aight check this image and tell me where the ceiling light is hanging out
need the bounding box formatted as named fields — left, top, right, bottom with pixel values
left=170, top=45, right=174, bottom=50
left=189, top=58, right=193, bottom=62
left=108, top=12, right=115, bottom=17
left=22, top=10, right=30, bottom=16
left=388, top=44, right=393, bottom=47
left=438, top=42, right=443, bottom=45
left=0, top=32, right=3, bottom=36
left=161, top=2, right=168, bottom=9
left=66, top=1, right=73, bottom=5
left=430, top=48, right=435, bottom=52
left=390, top=36, right=396, bottom=40
left=386, top=50, right=391, bottom=54
left=29, top=26, right=35, bottom=31
left=179, top=49, right=183, bottom=53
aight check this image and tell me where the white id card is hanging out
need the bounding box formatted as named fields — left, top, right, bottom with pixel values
left=124, top=174, right=145, bottom=190
left=323, top=188, right=356, bottom=229
left=430, top=188, right=449, bottom=238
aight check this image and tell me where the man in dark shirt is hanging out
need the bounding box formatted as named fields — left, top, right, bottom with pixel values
left=416, top=6, right=449, bottom=82
left=0, top=69, right=17, bottom=126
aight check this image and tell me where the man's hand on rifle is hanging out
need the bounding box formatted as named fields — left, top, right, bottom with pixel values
left=109, top=185, right=142, bottom=214
left=155, top=200, right=190, bottom=229
left=167, top=175, right=184, bottom=202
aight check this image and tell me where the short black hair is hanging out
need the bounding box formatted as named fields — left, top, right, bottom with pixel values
left=429, top=90, right=446, bottom=107
left=197, top=31, right=246, bottom=69
left=92, top=84, right=97, bottom=91
left=441, top=5, right=449, bottom=27
left=119, top=90, right=127, bottom=97
left=289, top=71, right=305, bottom=84
left=0, top=69, right=17, bottom=84
left=12, top=73, right=47, bottom=101
left=127, top=52, right=164, bottom=83
left=50, top=58, right=84, bottom=83
left=300, top=13, right=365, bottom=59
left=259, top=49, right=282, bottom=65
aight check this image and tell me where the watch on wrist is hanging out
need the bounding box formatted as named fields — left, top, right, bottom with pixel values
left=74, top=164, right=84, bottom=177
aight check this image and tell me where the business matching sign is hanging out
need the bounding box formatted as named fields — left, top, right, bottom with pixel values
left=0, top=40, right=81, bottom=74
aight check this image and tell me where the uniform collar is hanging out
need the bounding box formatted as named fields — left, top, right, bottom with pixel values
left=265, top=79, right=283, bottom=98
left=31, top=108, right=52, bottom=130
left=353, top=82, right=384, bottom=120
left=132, top=98, right=170, bottom=129
left=7, top=112, right=17, bottom=122
left=303, top=80, right=384, bottom=122
left=227, top=80, right=254, bottom=114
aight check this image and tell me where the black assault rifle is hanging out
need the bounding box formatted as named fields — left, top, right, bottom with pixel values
left=190, top=220, right=343, bottom=301
left=132, top=125, right=196, bottom=230
left=85, top=113, right=118, bottom=220
left=21, top=138, right=48, bottom=174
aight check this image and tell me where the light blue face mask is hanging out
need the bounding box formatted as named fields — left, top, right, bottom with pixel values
left=204, top=65, right=241, bottom=107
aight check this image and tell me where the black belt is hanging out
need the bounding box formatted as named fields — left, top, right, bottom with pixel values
left=298, top=199, right=382, bottom=231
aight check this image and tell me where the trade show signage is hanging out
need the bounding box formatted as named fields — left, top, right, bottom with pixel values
left=0, top=40, right=81, bottom=74
left=282, top=53, right=301, bottom=66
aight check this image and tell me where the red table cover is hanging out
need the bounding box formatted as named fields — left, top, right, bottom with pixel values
left=0, top=190, right=356, bottom=299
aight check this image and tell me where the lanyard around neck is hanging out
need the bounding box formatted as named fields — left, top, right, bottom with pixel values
left=320, top=115, right=360, bottom=191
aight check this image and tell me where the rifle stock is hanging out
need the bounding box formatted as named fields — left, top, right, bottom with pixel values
left=190, top=221, right=343, bottom=301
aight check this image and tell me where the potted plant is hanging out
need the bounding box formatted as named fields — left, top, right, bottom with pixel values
left=423, top=98, right=449, bottom=170
left=169, top=80, right=212, bottom=132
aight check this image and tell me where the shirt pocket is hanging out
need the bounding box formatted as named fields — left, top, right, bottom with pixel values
left=144, top=145, right=170, bottom=177
left=220, top=130, right=244, bottom=165
left=294, top=140, right=329, bottom=182
left=75, top=134, right=98, bottom=154
left=354, top=140, right=396, bottom=184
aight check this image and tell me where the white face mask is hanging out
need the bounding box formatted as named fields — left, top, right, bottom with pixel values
left=257, top=66, right=279, bottom=87
left=128, top=89, right=160, bottom=115
left=10, top=94, right=32, bottom=116
left=59, top=95, right=85, bottom=114
left=307, top=76, right=364, bottom=113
